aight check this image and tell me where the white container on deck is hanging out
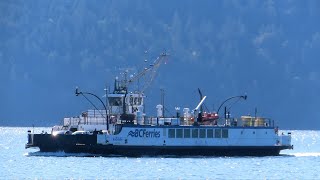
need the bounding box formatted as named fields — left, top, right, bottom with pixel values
left=136, top=111, right=143, bottom=124
left=156, top=104, right=163, bottom=117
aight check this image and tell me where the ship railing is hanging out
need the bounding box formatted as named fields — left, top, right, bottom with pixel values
left=116, top=116, right=274, bottom=127
left=52, top=125, right=65, bottom=131
left=64, top=117, right=81, bottom=126
left=86, top=109, right=107, bottom=118
left=221, top=117, right=274, bottom=127
left=143, top=117, right=181, bottom=126
left=64, top=117, right=108, bottom=126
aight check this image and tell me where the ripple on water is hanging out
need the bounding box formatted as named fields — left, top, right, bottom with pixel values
left=1, top=127, right=320, bottom=179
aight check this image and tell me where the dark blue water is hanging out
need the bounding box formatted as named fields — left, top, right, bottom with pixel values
left=1, top=127, right=319, bottom=179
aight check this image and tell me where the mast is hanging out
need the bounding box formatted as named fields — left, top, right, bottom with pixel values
left=160, top=89, right=165, bottom=117
left=198, top=88, right=203, bottom=113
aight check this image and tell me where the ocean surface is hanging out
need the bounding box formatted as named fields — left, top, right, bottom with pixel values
left=0, top=127, right=319, bottom=179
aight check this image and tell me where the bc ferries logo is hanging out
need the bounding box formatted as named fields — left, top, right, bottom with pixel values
left=128, top=129, right=160, bottom=138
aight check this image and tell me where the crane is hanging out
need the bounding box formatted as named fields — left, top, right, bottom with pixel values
left=126, top=52, right=169, bottom=92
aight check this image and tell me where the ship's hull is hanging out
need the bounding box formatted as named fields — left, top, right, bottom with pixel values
left=26, top=134, right=291, bottom=156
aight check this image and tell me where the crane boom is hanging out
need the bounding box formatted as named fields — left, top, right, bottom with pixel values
left=195, top=96, right=207, bottom=111
left=126, top=52, right=169, bottom=92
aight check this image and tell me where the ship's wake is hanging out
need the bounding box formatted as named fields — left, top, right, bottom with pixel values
left=290, top=152, right=320, bottom=157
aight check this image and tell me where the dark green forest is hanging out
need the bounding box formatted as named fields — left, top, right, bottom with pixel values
left=1, top=0, right=320, bottom=129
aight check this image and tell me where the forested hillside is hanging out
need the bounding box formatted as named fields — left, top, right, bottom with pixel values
left=1, top=0, right=320, bottom=129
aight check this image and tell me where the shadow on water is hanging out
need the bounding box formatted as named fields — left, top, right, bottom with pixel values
left=277, top=154, right=295, bottom=158
left=24, top=151, right=105, bottom=158
left=25, top=151, right=216, bottom=158
left=24, top=151, right=302, bottom=159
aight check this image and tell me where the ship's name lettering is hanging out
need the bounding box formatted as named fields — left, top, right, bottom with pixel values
left=128, top=129, right=160, bottom=138
left=113, top=137, right=123, bottom=141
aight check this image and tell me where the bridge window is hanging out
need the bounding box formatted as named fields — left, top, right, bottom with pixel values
left=215, top=129, right=221, bottom=138
left=108, top=97, right=122, bottom=106
left=176, top=129, right=183, bottom=138
left=168, top=129, right=175, bottom=138
left=184, top=129, right=190, bottom=138
left=137, top=97, right=142, bottom=105
left=222, top=129, right=229, bottom=138
left=207, top=129, right=213, bottom=138
left=130, top=97, right=134, bottom=105
left=199, top=129, right=206, bottom=138
left=192, top=129, right=198, bottom=138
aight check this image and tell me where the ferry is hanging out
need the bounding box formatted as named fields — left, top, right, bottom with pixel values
left=26, top=53, right=293, bottom=156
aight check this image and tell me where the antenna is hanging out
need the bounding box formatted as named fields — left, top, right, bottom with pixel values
left=160, top=89, right=165, bottom=117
